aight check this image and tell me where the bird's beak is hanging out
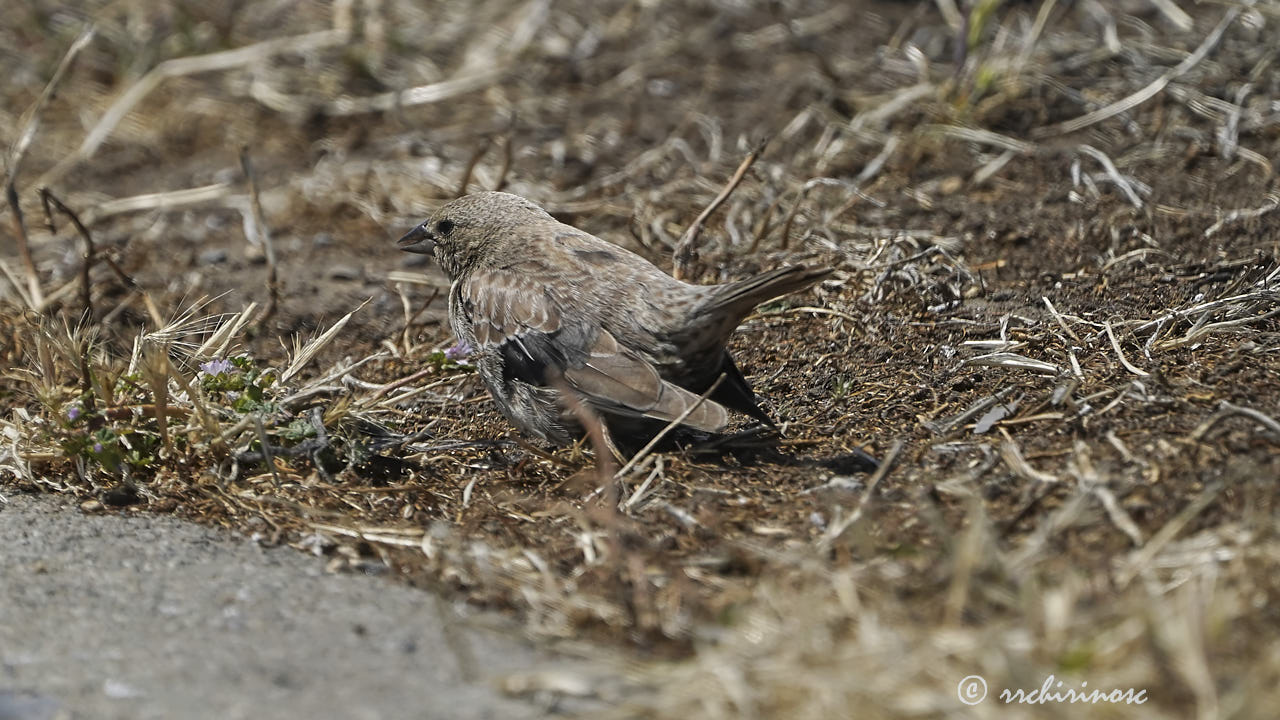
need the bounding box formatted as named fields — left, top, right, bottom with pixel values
left=396, top=223, right=436, bottom=255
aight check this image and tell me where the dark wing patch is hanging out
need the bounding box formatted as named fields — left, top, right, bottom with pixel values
left=497, top=322, right=592, bottom=385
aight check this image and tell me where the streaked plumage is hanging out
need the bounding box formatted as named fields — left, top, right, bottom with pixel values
left=398, top=191, right=831, bottom=444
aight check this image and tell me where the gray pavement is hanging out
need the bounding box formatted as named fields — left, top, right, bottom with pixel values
left=0, top=492, right=564, bottom=720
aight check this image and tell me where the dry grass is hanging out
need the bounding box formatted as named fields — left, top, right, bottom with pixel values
left=2, top=1, right=1280, bottom=717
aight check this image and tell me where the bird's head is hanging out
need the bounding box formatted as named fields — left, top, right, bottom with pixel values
left=397, top=191, right=554, bottom=278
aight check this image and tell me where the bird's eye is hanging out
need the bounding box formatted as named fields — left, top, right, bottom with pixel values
left=435, top=219, right=455, bottom=236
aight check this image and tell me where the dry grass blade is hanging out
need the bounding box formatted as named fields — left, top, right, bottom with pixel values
left=82, top=183, right=233, bottom=225
left=279, top=302, right=367, bottom=384
left=4, top=25, right=96, bottom=182
left=240, top=150, right=279, bottom=326
left=37, top=29, right=349, bottom=188
left=1104, top=321, right=1150, bottom=377
left=320, top=0, right=548, bottom=116
left=673, top=141, right=766, bottom=280
left=1037, top=8, right=1240, bottom=137
left=193, top=302, right=257, bottom=361
left=963, top=352, right=1060, bottom=374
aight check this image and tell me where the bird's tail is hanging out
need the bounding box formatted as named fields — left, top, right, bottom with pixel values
left=701, top=264, right=834, bottom=319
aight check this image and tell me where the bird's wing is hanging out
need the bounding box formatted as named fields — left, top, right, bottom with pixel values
left=460, top=266, right=728, bottom=432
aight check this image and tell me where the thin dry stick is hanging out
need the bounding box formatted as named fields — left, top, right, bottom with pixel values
left=1203, top=199, right=1280, bottom=238
left=456, top=136, right=495, bottom=198
left=776, top=186, right=809, bottom=252
left=748, top=192, right=789, bottom=254
left=550, top=374, right=619, bottom=486
left=613, top=374, right=726, bottom=480
left=365, top=368, right=437, bottom=404
left=252, top=413, right=283, bottom=489
left=1078, top=145, right=1144, bottom=208
left=493, top=134, right=515, bottom=192
left=817, top=439, right=902, bottom=552
left=673, top=140, right=767, bottom=280
left=3, top=25, right=95, bottom=309
left=240, top=150, right=279, bottom=326
left=399, top=286, right=440, bottom=351
left=39, top=189, right=97, bottom=319
left=1036, top=9, right=1240, bottom=137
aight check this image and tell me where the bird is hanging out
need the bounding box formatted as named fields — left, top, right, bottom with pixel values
left=397, top=191, right=832, bottom=445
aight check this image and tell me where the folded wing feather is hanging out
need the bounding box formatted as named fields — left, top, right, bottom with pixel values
left=462, top=267, right=729, bottom=432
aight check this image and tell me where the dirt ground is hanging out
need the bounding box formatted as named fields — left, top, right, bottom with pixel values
left=3, top=1, right=1279, bottom=717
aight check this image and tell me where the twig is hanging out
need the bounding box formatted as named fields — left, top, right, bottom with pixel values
left=38, top=189, right=97, bottom=320
left=240, top=150, right=279, bottom=326
left=365, top=368, right=436, bottom=404
left=623, top=457, right=664, bottom=511
left=1000, top=438, right=1058, bottom=484
left=1149, top=0, right=1193, bottom=32
left=1036, top=9, right=1240, bottom=137
left=494, top=134, right=514, bottom=192
left=925, top=125, right=1035, bottom=155
left=82, top=183, right=233, bottom=225
left=614, top=374, right=726, bottom=480
left=817, top=440, right=902, bottom=551
left=673, top=140, right=766, bottom=280
left=550, top=374, right=619, bottom=487
left=456, top=136, right=494, bottom=197
left=252, top=413, right=283, bottom=488
left=3, top=24, right=95, bottom=310
left=925, top=387, right=1017, bottom=434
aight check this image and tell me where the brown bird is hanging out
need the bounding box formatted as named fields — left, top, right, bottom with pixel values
left=398, top=191, right=831, bottom=445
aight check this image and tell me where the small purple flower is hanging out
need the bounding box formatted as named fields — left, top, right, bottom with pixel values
left=67, top=406, right=81, bottom=421
left=93, top=442, right=104, bottom=454
left=199, top=358, right=235, bottom=376
left=444, top=342, right=472, bottom=362
left=225, top=390, right=241, bottom=402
